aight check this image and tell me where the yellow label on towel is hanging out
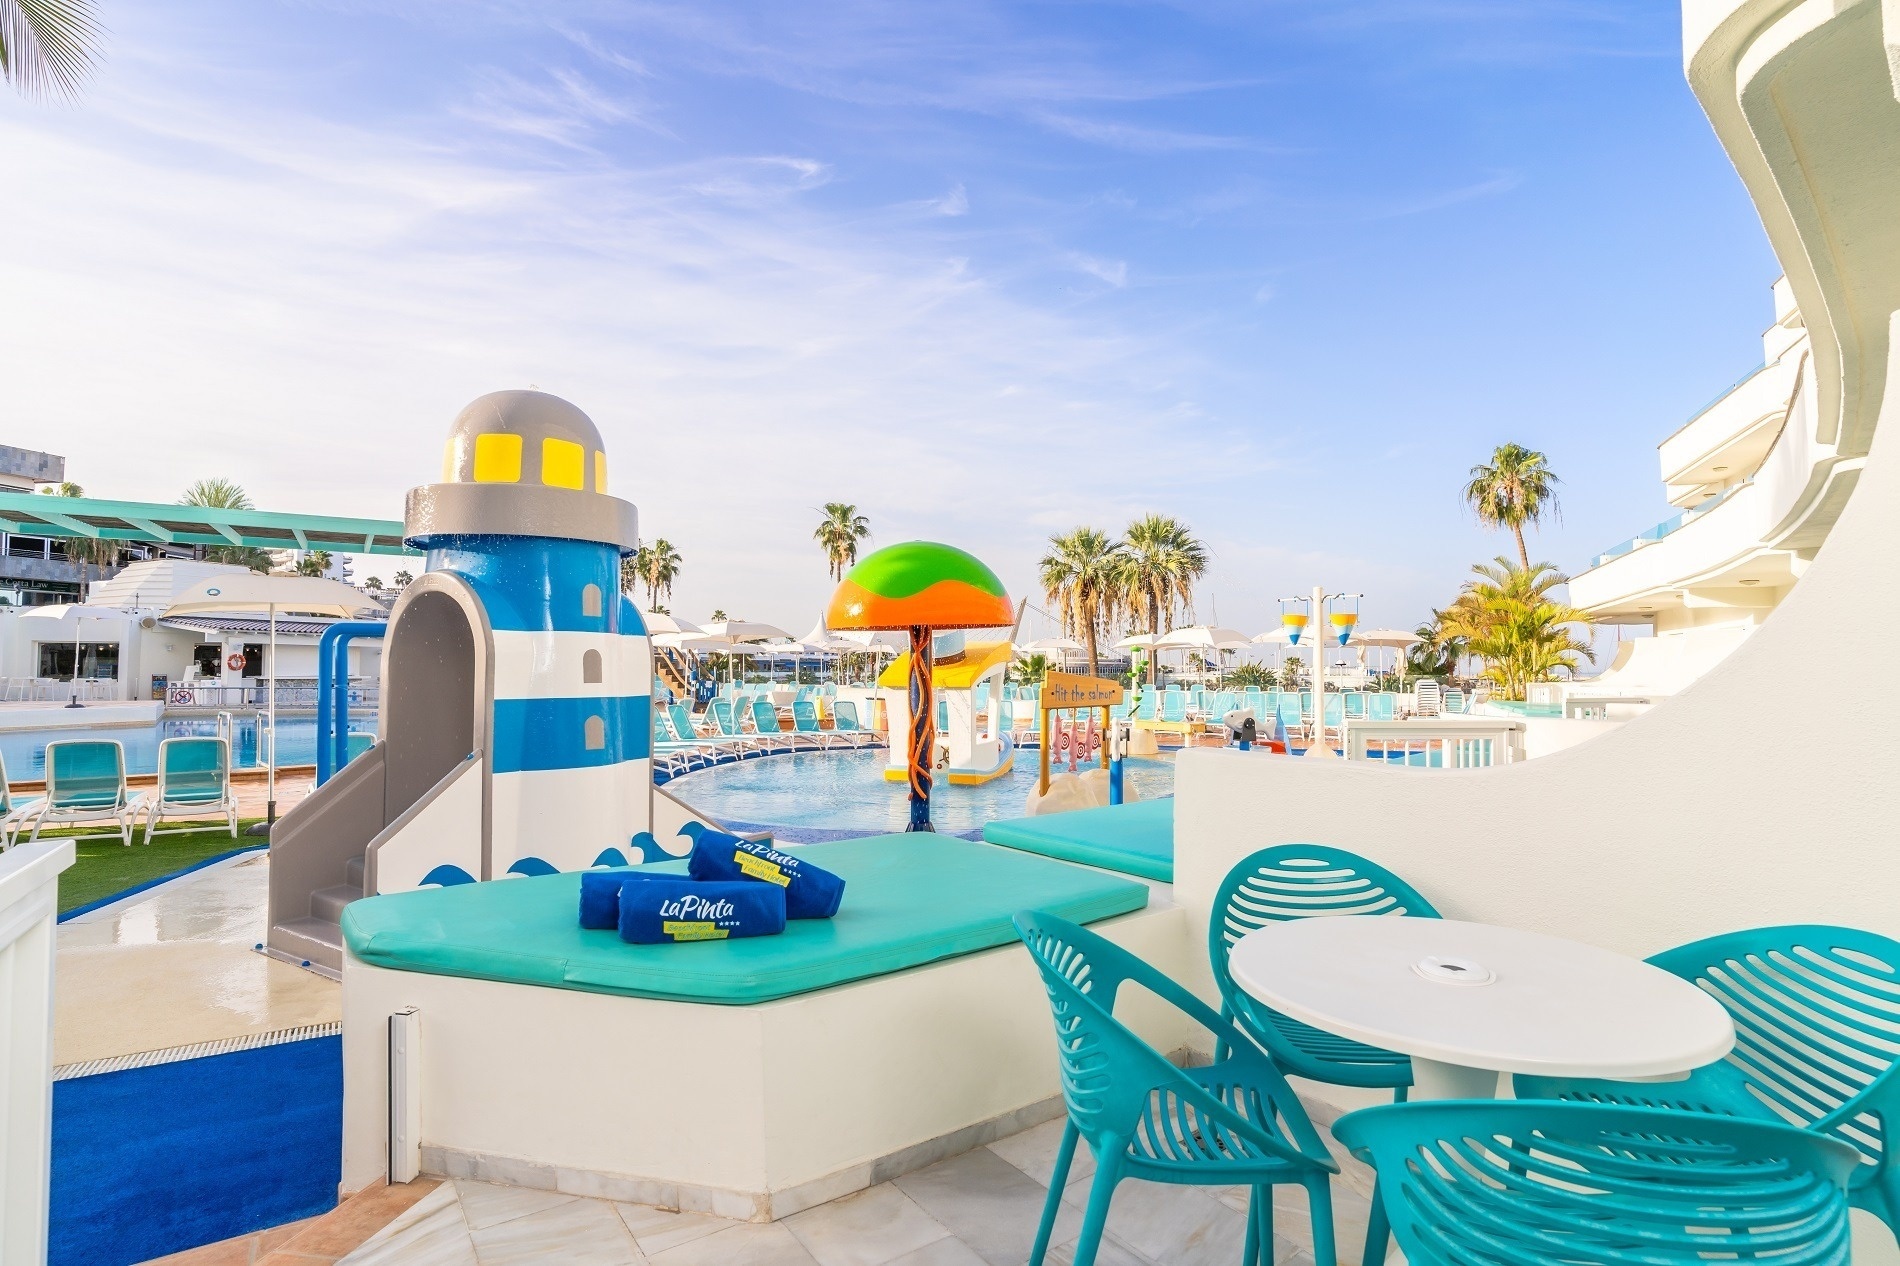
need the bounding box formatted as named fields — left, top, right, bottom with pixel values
left=663, top=922, right=730, bottom=941
left=735, top=852, right=791, bottom=887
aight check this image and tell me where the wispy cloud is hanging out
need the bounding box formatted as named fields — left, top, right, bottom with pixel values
left=1066, top=253, right=1129, bottom=287
left=1031, top=111, right=1250, bottom=154
left=1361, top=171, right=1522, bottom=220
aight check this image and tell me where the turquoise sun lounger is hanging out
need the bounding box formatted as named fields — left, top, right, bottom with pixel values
left=341, top=833, right=1150, bottom=1005
left=980, top=799, right=1175, bottom=883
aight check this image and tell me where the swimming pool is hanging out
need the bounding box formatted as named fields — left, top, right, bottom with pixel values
left=0, top=716, right=355, bottom=779
left=664, top=748, right=1175, bottom=838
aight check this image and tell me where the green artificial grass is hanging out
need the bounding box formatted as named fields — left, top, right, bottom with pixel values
left=52, top=821, right=264, bottom=915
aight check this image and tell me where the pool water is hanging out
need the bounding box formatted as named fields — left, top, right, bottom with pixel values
left=0, top=717, right=345, bottom=779
left=664, top=748, right=1175, bottom=836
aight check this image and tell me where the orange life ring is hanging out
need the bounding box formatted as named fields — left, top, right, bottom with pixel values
left=226, top=652, right=246, bottom=672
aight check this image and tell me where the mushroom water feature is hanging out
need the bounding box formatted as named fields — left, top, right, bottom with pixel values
left=824, top=542, right=1013, bottom=832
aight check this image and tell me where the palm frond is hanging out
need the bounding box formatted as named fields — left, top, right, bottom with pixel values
left=2, top=0, right=102, bottom=101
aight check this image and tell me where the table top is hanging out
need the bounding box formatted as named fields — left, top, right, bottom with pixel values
left=1228, top=916, right=1734, bottom=1079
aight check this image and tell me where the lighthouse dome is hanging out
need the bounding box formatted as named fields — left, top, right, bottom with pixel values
left=404, top=390, right=638, bottom=551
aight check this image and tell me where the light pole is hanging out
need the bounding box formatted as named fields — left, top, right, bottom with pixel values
left=1279, top=586, right=1361, bottom=756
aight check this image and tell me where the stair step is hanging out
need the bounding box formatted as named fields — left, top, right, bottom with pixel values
left=343, top=855, right=366, bottom=889
left=311, top=883, right=364, bottom=923
left=270, top=917, right=343, bottom=972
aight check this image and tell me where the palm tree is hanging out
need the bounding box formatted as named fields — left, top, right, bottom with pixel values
left=1010, top=652, right=1051, bottom=686
left=1439, top=557, right=1594, bottom=700
left=1464, top=444, right=1561, bottom=570
left=181, top=478, right=273, bottom=572
left=812, top=504, right=871, bottom=581
left=1117, top=514, right=1209, bottom=685
left=639, top=539, right=681, bottom=607
left=1039, top=527, right=1125, bottom=677
left=2, top=0, right=101, bottom=100
left=294, top=550, right=334, bottom=578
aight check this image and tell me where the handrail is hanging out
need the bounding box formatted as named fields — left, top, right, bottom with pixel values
left=1588, top=482, right=1743, bottom=568
left=317, top=621, right=388, bottom=785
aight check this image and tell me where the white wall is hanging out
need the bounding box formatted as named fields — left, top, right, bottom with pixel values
left=0, top=839, right=75, bottom=1265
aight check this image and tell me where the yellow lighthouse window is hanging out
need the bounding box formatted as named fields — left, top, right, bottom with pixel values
left=542, top=437, right=585, bottom=490
left=472, top=433, right=523, bottom=483
left=594, top=450, right=608, bottom=492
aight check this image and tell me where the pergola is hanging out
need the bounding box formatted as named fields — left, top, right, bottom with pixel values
left=0, top=491, right=416, bottom=556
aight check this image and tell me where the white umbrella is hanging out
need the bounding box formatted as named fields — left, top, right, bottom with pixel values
left=21, top=604, right=142, bottom=708
left=642, top=611, right=703, bottom=636
left=1153, top=625, right=1250, bottom=652
left=1349, top=628, right=1420, bottom=648
left=701, top=619, right=791, bottom=642
left=163, top=574, right=382, bottom=828
left=1113, top=633, right=1164, bottom=651
left=1019, top=636, right=1085, bottom=653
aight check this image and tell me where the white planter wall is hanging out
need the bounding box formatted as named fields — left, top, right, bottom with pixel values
left=0, top=839, right=75, bottom=1266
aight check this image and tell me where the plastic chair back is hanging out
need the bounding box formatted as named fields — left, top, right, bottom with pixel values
left=1443, top=687, right=1466, bottom=714
left=1333, top=1100, right=1856, bottom=1266
left=47, top=741, right=126, bottom=809
left=1322, top=694, right=1344, bottom=726
left=709, top=699, right=741, bottom=736
left=1013, top=910, right=1314, bottom=1170
left=751, top=697, right=784, bottom=734
left=1654, top=925, right=1900, bottom=1179
left=1343, top=692, right=1367, bottom=719
left=668, top=705, right=701, bottom=745
left=158, top=737, right=228, bottom=805
left=791, top=700, right=823, bottom=732
left=1275, top=695, right=1303, bottom=727
left=345, top=732, right=376, bottom=764
left=833, top=700, right=863, bottom=732
left=1209, top=845, right=1439, bottom=1087
left=1368, top=693, right=1397, bottom=721
left=1159, top=691, right=1187, bottom=723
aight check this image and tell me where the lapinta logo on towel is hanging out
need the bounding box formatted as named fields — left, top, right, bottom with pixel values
left=739, top=840, right=800, bottom=869
left=658, top=893, right=737, bottom=921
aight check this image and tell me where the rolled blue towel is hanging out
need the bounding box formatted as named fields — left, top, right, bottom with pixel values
left=618, top=876, right=786, bottom=944
left=579, top=869, right=677, bottom=930
left=688, top=830, right=846, bottom=920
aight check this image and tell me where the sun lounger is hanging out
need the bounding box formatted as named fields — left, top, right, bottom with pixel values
left=27, top=739, right=144, bottom=846
left=0, top=752, right=44, bottom=850
left=142, top=737, right=239, bottom=844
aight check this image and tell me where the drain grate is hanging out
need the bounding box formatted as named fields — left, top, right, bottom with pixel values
left=53, top=1021, right=342, bottom=1080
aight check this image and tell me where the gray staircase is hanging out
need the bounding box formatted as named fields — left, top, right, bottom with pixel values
left=270, top=853, right=365, bottom=978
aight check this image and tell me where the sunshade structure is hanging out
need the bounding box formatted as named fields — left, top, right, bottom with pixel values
left=641, top=611, right=703, bottom=636
left=162, top=574, right=383, bottom=827
left=1153, top=625, right=1251, bottom=685
left=20, top=604, right=141, bottom=708
left=825, top=542, right=1014, bottom=832
left=1018, top=636, right=1085, bottom=667
left=0, top=490, right=414, bottom=556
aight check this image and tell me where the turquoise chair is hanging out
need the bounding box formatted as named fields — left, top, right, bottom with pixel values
left=1208, top=846, right=1439, bottom=1090
left=707, top=699, right=760, bottom=753
left=1334, top=1099, right=1856, bottom=1266
left=1274, top=693, right=1303, bottom=738
left=1367, top=692, right=1397, bottom=721
left=749, top=697, right=798, bottom=753
left=1157, top=690, right=1188, bottom=724
left=670, top=704, right=737, bottom=764
left=1014, top=911, right=1339, bottom=1266
left=29, top=740, right=140, bottom=846
left=1442, top=687, right=1466, bottom=714
left=1516, top=924, right=1900, bottom=1238
left=1342, top=691, right=1367, bottom=719
left=142, top=737, right=238, bottom=844
left=0, top=751, right=43, bottom=849
left=935, top=699, right=949, bottom=732
left=830, top=699, right=877, bottom=746
left=790, top=699, right=839, bottom=750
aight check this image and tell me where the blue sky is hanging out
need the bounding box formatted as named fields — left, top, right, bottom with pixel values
left=0, top=0, right=1780, bottom=639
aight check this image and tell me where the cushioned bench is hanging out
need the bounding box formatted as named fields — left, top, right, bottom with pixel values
left=980, top=799, right=1175, bottom=882
left=341, top=833, right=1148, bottom=1005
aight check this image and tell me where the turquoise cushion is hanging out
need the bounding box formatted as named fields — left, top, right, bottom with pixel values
left=981, top=799, right=1175, bottom=883
left=340, top=834, right=1149, bottom=1005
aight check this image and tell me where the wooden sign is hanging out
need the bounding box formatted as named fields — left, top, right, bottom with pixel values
left=1040, top=671, right=1124, bottom=709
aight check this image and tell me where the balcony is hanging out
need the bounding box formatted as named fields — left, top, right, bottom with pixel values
left=1656, top=355, right=1796, bottom=506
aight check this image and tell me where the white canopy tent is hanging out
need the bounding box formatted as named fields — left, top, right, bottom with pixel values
left=162, top=574, right=383, bottom=829
left=19, top=604, right=144, bottom=708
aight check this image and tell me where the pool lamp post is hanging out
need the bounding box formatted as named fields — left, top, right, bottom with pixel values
left=825, top=542, right=1014, bottom=833
left=1280, top=586, right=1361, bottom=755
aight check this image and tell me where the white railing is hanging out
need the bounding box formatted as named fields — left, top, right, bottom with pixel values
left=0, top=837, right=75, bottom=1265
left=1343, top=718, right=1527, bottom=768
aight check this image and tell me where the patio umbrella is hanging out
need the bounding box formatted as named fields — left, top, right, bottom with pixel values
left=1017, top=636, right=1084, bottom=670
left=641, top=611, right=704, bottom=636
left=826, top=541, right=1013, bottom=833
left=20, top=604, right=141, bottom=708
left=1154, top=625, right=1251, bottom=686
left=1348, top=627, right=1421, bottom=682
left=163, top=573, right=382, bottom=829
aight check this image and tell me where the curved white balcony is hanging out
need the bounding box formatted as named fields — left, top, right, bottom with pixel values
left=1657, top=354, right=1797, bottom=505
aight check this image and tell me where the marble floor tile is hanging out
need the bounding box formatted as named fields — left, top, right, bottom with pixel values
left=883, top=1238, right=989, bottom=1266
left=470, top=1196, right=644, bottom=1265
left=454, top=1180, right=578, bottom=1233
left=783, top=1182, right=950, bottom=1266
left=984, top=1118, right=1096, bottom=1188
left=340, top=1184, right=477, bottom=1266
left=614, top=1206, right=739, bottom=1256
left=1063, top=1175, right=1248, bottom=1266
left=893, top=1146, right=1079, bottom=1266
left=1045, top=1233, right=1149, bottom=1266
left=649, top=1221, right=817, bottom=1266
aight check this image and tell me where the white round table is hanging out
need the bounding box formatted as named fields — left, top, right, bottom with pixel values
left=1227, top=916, right=1735, bottom=1100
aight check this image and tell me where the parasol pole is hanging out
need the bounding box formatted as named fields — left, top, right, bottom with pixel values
left=906, top=625, right=935, bottom=832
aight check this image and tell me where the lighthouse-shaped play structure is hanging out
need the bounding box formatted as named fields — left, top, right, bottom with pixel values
left=268, top=391, right=656, bottom=970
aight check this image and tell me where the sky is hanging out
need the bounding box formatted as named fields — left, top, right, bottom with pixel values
left=0, top=0, right=1781, bottom=642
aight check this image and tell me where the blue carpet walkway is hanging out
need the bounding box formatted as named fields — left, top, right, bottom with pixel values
left=51, top=1036, right=342, bottom=1266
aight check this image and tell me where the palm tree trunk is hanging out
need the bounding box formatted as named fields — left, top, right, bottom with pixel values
left=1513, top=525, right=1529, bottom=571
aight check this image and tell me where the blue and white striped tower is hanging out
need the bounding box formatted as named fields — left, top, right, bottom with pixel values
left=401, top=390, right=653, bottom=876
